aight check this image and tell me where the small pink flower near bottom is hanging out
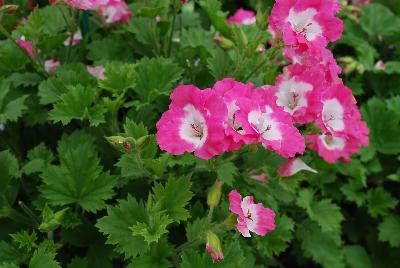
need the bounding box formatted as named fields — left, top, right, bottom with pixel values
left=229, top=190, right=276, bottom=237
left=205, top=232, right=223, bottom=262
left=44, top=59, right=60, bottom=75
left=277, top=158, right=317, bottom=177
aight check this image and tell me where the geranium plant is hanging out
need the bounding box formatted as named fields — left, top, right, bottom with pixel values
left=0, top=0, right=400, bottom=267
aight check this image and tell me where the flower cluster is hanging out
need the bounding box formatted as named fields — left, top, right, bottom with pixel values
left=268, top=0, right=369, bottom=163
left=156, top=80, right=305, bottom=160
left=63, top=0, right=131, bottom=24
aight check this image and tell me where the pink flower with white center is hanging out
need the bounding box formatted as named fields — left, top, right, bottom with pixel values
left=269, top=0, right=343, bottom=48
left=44, top=59, right=60, bottom=75
left=156, top=85, right=227, bottom=160
left=227, top=8, right=256, bottom=25
left=317, top=83, right=363, bottom=137
left=64, top=30, right=82, bottom=47
left=212, top=78, right=257, bottom=151
left=235, top=90, right=305, bottom=158
left=96, top=0, right=132, bottom=24
left=64, top=0, right=99, bottom=10
left=16, top=37, right=35, bottom=59
left=87, top=66, right=106, bottom=80
left=307, top=130, right=368, bottom=163
left=277, top=157, right=317, bottom=177
left=229, top=190, right=276, bottom=237
left=284, top=44, right=342, bottom=84
left=271, top=64, right=324, bottom=124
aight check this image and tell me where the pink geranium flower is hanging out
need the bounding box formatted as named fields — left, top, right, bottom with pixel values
left=87, top=65, right=106, bottom=80
left=235, top=89, right=305, bottom=158
left=316, top=83, right=364, bottom=138
left=307, top=131, right=368, bottom=163
left=64, top=0, right=99, bottom=10
left=64, top=30, right=82, bottom=47
left=44, top=59, right=60, bottom=75
left=229, top=190, right=276, bottom=237
left=227, top=8, right=256, bottom=25
left=96, top=0, right=132, bottom=24
left=269, top=0, right=343, bottom=48
left=16, top=37, right=35, bottom=59
left=156, top=85, right=227, bottom=160
left=277, top=157, right=317, bottom=177
left=283, top=44, right=342, bottom=84
left=271, top=64, right=324, bottom=124
left=212, top=78, right=257, bottom=151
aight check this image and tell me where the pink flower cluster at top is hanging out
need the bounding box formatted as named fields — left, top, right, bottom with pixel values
left=268, top=0, right=369, bottom=164
left=156, top=0, right=369, bottom=166
left=62, top=0, right=131, bottom=24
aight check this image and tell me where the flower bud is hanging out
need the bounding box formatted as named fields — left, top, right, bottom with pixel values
left=106, top=136, right=135, bottom=153
left=207, top=180, right=222, bottom=209
left=206, top=231, right=223, bottom=262
left=213, top=36, right=234, bottom=49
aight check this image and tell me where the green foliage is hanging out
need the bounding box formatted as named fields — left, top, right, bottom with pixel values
left=378, top=215, right=400, bottom=247
left=96, top=195, right=149, bottom=259
left=40, top=132, right=117, bottom=212
left=297, top=189, right=344, bottom=232
left=1, top=1, right=400, bottom=267
left=49, top=85, right=107, bottom=127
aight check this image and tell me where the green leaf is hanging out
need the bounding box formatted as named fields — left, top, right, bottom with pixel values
left=50, top=85, right=107, bottom=127
left=9, top=230, right=37, bottom=251
left=124, top=17, right=160, bottom=51
left=0, top=150, right=19, bottom=196
left=382, top=62, right=400, bottom=74
left=298, top=220, right=344, bottom=268
left=99, top=63, right=136, bottom=96
left=22, top=143, right=54, bottom=175
left=216, top=162, right=238, bottom=186
left=96, top=195, right=149, bottom=259
left=134, top=57, right=184, bottom=101
left=297, top=189, right=343, bottom=232
left=344, top=245, right=372, bottom=268
left=116, top=153, right=145, bottom=180
left=340, top=179, right=366, bottom=207
left=40, top=131, right=117, bottom=212
left=151, top=176, right=193, bottom=222
left=129, top=238, right=173, bottom=268
left=38, top=64, right=96, bottom=105
left=0, top=40, right=29, bottom=72
left=7, top=72, right=43, bottom=87
left=87, top=36, right=135, bottom=64
left=256, top=214, right=294, bottom=257
left=181, top=28, right=214, bottom=54
left=199, top=0, right=232, bottom=36
left=123, top=119, right=148, bottom=139
left=186, top=217, right=209, bottom=242
left=0, top=241, right=25, bottom=264
left=0, top=78, right=28, bottom=123
left=361, top=98, right=400, bottom=155
left=28, top=249, right=61, bottom=268
left=0, top=263, right=19, bottom=268
left=360, top=4, right=400, bottom=37
left=207, top=47, right=234, bottom=80
left=130, top=212, right=172, bottom=244
left=378, top=215, right=400, bottom=247
left=366, top=188, right=398, bottom=218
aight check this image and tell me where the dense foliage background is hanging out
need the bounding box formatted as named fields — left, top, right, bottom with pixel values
left=0, top=0, right=400, bottom=267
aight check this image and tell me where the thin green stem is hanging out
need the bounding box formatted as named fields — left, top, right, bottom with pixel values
left=167, top=10, right=177, bottom=57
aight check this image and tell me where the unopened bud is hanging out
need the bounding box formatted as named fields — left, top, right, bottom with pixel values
left=206, top=231, right=223, bottom=262
left=207, top=180, right=222, bottom=208
left=106, top=136, right=135, bottom=153
left=214, top=35, right=234, bottom=49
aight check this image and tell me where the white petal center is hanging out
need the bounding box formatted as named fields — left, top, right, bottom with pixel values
left=322, top=98, right=345, bottom=132
left=248, top=107, right=282, bottom=141
left=286, top=8, right=322, bottom=41
left=320, top=134, right=345, bottom=150
left=179, top=104, right=208, bottom=148
left=276, top=77, right=313, bottom=114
